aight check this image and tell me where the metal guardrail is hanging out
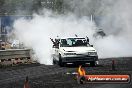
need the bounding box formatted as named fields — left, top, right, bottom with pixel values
left=0, top=49, right=30, bottom=60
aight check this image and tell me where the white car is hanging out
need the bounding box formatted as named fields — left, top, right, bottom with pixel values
left=51, top=37, right=98, bottom=66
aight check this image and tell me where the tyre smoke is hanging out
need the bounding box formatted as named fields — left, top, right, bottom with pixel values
left=13, top=0, right=132, bottom=64
left=13, top=10, right=96, bottom=64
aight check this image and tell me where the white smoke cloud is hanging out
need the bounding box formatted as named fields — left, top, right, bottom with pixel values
left=94, top=36, right=132, bottom=58
left=94, top=0, right=132, bottom=58
left=13, top=10, right=96, bottom=65
left=64, top=0, right=132, bottom=58
left=13, top=0, right=132, bottom=64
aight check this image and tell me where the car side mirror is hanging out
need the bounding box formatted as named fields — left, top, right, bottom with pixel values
left=90, top=45, right=93, bottom=47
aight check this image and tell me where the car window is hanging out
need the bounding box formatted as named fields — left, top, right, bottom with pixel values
left=60, top=38, right=90, bottom=47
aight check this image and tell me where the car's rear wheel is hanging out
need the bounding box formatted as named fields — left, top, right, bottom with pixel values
left=53, top=59, right=56, bottom=64
left=52, top=55, right=57, bottom=65
left=59, top=54, right=64, bottom=67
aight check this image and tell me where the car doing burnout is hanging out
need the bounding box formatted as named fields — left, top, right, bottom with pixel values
left=51, top=37, right=98, bottom=66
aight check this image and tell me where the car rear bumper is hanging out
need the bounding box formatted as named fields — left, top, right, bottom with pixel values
left=61, top=56, right=98, bottom=63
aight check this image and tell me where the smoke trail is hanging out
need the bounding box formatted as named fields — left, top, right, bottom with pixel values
left=64, top=0, right=132, bottom=58
left=94, top=0, right=132, bottom=58
left=13, top=0, right=132, bottom=64
left=13, top=10, right=96, bottom=64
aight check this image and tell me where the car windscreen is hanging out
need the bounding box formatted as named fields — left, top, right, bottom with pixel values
left=60, top=38, right=90, bottom=47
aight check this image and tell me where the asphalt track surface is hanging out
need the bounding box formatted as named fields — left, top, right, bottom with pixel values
left=0, top=57, right=132, bottom=88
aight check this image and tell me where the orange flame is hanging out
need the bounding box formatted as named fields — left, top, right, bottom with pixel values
left=78, top=65, right=86, bottom=76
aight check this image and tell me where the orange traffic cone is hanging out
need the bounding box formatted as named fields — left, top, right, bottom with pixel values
left=24, top=76, right=30, bottom=88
